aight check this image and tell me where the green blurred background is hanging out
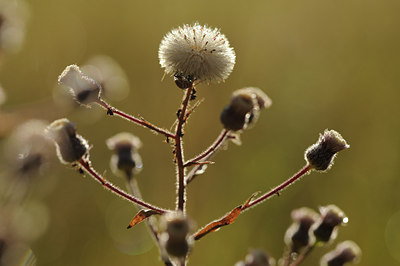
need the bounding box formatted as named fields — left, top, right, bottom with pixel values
left=1, top=0, right=399, bottom=265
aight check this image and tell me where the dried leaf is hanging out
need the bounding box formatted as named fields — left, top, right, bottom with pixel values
left=193, top=194, right=256, bottom=240
left=127, top=209, right=159, bottom=229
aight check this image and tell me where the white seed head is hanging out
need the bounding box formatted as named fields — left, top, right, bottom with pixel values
left=159, top=23, right=236, bottom=84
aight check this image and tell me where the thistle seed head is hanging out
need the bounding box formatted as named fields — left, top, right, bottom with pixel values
left=159, top=23, right=236, bottom=84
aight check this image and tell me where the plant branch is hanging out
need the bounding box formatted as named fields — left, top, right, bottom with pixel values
left=96, top=99, right=175, bottom=139
left=185, top=129, right=231, bottom=185
left=243, top=165, right=312, bottom=211
left=77, top=159, right=168, bottom=214
left=290, top=244, right=315, bottom=266
left=174, top=87, right=193, bottom=212
left=127, top=179, right=173, bottom=266
left=184, top=129, right=229, bottom=167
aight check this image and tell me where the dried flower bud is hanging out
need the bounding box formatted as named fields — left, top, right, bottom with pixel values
left=4, top=120, right=53, bottom=179
left=284, top=207, right=319, bottom=253
left=235, top=249, right=275, bottom=266
left=233, top=87, right=272, bottom=110
left=58, top=64, right=101, bottom=106
left=46, top=118, right=88, bottom=164
left=160, top=212, right=193, bottom=258
left=220, top=87, right=270, bottom=131
left=106, top=132, right=143, bottom=179
left=159, top=23, right=236, bottom=84
left=313, top=205, right=347, bottom=243
left=320, top=241, right=361, bottom=266
left=305, top=129, right=349, bottom=171
left=81, top=56, right=129, bottom=101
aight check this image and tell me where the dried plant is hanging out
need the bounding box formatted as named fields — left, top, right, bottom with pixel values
left=1, top=22, right=361, bottom=266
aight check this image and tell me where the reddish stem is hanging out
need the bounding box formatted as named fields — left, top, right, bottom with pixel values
left=184, top=129, right=229, bottom=167
left=243, top=165, right=312, bottom=210
left=96, top=99, right=175, bottom=139
left=78, top=159, right=167, bottom=214
left=174, top=87, right=193, bottom=211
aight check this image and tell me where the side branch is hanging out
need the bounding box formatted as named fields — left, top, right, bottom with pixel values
left=243, top=165, right=311, bottom=210
left=96, top=99, right=175, bottom=139
left=184, top=129, right=230, bottom=167
left=78, top=159, right=168, bottom=214
left=174, top=87, right=194, bottom=212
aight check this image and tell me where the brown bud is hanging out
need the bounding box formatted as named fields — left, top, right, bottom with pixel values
left=313, top=205, right=347, bottom=243
left=284, top=207, right=319, bottom=253
left=160, top=212, right=193, bottom=258
left=235, top=249, right=275, bottom=266
left=58, top=65, right=101, bottom=106
left=46, top=118, right=88, bottom=164
left=305, top=129, right=349, bottom=171
left=320, top=241, right=361, bottom=266
left=106, top=133, right=143, bottom=179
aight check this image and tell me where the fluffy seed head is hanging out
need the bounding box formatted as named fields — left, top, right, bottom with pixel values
left=305, top=129, right=349, bottom=171
left=159, top=23, right=236, bottom=84
left=58, top=64, right=101, bottom=106
left=46, top=118, right=89, bottom=164
left=321, top=241, right=361, bottom=266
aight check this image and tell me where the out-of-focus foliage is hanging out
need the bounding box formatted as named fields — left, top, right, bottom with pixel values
left=0, top=0, right=399, bottom=265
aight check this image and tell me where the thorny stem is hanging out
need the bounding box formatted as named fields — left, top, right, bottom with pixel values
left=96, top=99, right=175, bottom=139
left=77, top=159, right=167, bottom=214
left=127, top=179, right=173, bottom=266
left=243, top=165, right=312, bottom=210
left=174, top=86, right=193, bottom=212
left=185, top=129, right=230, bottom=185
left=184, top=129, right=230, bottom=167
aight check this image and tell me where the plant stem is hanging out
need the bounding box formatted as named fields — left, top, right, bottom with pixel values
left=184, top=129, right=229, bottom=167
left=174, top=87, right=193, bottom=212
left=185, top=129, right=230, bottom=185
left=96, top=99, right=175, bottom=139
left=127, top=178, right=173, bottom=266
left=290, top=244, right=315, bottom=266
left=243, top=165, right=312, bottom=210
left=78, top=159, right=167, bottom=214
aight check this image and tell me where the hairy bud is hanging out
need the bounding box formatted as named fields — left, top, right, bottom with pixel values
left=220, top=87, right=271, bottom=131
left=106, top=132, right=143, bottom=179
left=320, top=241, right=361, bottom=266
left=46, top=118, right=89, bottom=164
left=313, top=205, right=347, bottom=243
left=235, top=249, right=275, bottom=266
left=284, top=207, right=319, bottom=253
left=58, top=64, right=101, bottom=106
left=160, top=212, right=193, bottom=258
left=305, top=129, right=349, bottom=171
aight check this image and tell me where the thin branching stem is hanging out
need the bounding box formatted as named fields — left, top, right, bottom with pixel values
left=184, top=129, right=230, bottom=167
left=78, top=159, right=167, bottom=214
left=127, top=179, right=173, bottom=266
left=185, top=129, right=230, bottom=185
left=174, top=86, right=193, bottom=212
left=289, top=244, right=315, bottom=266
left=96, top=98, right=175, bottom=139
left=243, top=165, right=312, bottom=210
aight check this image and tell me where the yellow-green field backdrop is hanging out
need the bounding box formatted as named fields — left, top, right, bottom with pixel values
left=1, top=0, right=399, bottom=265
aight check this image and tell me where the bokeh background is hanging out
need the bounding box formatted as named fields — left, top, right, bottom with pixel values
left=1, top=0, right=399, bottom=265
